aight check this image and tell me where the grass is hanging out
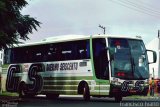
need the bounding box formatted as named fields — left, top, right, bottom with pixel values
left=0, top=91, right=19, bottom=97
left=2, top=64, right=9, bottom=69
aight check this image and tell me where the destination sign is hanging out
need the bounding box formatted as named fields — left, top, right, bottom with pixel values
left=46, top=62, right=78, bottom=71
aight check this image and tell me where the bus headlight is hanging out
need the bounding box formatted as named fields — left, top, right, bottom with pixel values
left=115, top=81, right=122, bottom=85
left=111, top=80, right=122, bottom=86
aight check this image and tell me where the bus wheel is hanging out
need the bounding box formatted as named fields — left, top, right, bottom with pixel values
left=83, top=84, right=90, bottom=101
left=46, top=94, right=59, bottom=99
left=115, top=95, right=122, bottom=102
left=19, top=83, right=27, bottom=98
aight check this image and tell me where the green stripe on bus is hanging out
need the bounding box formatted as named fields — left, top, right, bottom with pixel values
left=44, top=80, right=110, bottom=86
left=43, top=76, right=93, bottom=80
left=100, top=92, right=109, bottom=95
left=41, top=90, right=109, bottom=96
left=90, top=91, right=109, bottom=95
left=99, top=81, right=110, bottom=84
left=94, top=86, right=110, bottom=90
left=41, top=90, right=78, bottom=95
left=43, top=85, right=110, bottom=91
left=90, top=92, right=100, bottom=95
left=41, top=90, right=109, bottom=95
left=43, top=85, right=78, bottom=90
left=44, top=81, right=86, bottom=85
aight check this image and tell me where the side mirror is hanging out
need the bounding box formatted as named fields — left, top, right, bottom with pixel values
left=147, top=50, right=157, bottom=64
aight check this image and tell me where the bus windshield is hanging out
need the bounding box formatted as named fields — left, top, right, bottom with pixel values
left=108, top=38, right=149, bottom=80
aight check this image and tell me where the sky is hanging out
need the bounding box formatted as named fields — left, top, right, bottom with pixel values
left=21, top=0, right=160, bottom=44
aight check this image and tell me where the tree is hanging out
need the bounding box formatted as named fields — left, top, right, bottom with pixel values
left=0, top=0, right=41, bottom=49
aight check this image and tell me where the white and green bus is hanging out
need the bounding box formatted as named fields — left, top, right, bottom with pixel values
left=3, top=35, right=156, bottom=102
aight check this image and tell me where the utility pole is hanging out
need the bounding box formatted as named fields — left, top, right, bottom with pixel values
left=153, top=68, right=155, bottom=79
left=158, top=30, right=160, bottom=78
left=99, top=24, right=106, bottom=34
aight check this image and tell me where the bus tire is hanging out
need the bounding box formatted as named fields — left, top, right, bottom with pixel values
left=19, top=82, right=27, bottom=98
left=115, top=95, right=122, bottom=102
left=46, top=94, right=59, bottom=99
left=83, top=84, right=90, bottom=101
left=142, top=88, right=149, bottom=96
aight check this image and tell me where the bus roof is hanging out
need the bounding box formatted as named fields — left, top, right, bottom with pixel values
left=14, top=34, right=142, bottom=48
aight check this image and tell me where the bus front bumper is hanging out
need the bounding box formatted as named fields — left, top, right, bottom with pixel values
left=110, top=83, right=149, bottom=97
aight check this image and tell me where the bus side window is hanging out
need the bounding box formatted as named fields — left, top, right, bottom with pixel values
left=77, top=40, right=90, bottom=59
left=61, top=42, right=73, bottom=61
left=46, top=44, right=57, bottom=61
left=80, top=50, right=87, bottom=59
left=55, top=40, right=91, bottom=60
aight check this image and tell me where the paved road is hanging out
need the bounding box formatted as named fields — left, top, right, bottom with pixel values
left=1, top=95, right=160, bottom=107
